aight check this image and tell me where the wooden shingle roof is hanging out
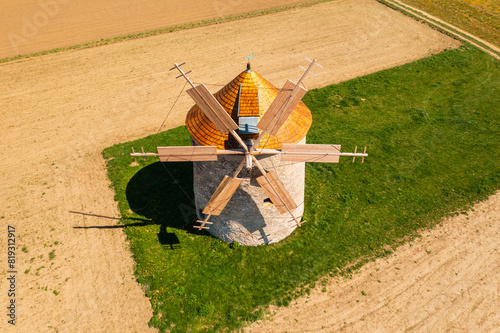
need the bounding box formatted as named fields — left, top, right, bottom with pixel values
left=185, top=67, right=312, bottom=149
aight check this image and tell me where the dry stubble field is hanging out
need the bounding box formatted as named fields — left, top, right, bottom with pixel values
left=2, top=0, right=497, bottom=332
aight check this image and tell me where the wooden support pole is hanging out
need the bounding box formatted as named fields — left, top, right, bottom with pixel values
left=194, top=213, right=212, bottom=230
left=296, top=58, right=317, bottom=88
left=249, top=131, right=267, bottom=154
left=229, top=129, right=249, bottom=153
left=171, top=63, right=196, bottom=89
left=232, top=159, right=246, bottom=178
left=290, top=218, right=307, bottom=229
left=217, top=148, right=368, bottom=158
left=131, top=147, right=137, bottom=163
left=216, top=149, right=245, bottom=155
left=130, top=152, right=159, bottom=157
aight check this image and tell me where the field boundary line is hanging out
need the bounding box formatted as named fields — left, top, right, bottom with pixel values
left=379, top=0, right=500, bottom=60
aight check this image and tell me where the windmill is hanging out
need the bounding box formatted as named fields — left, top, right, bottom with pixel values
left=132, top=58, right=367, bottom=245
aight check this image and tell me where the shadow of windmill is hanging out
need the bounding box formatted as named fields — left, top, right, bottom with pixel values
left=126, top=160, right=274, bottom=246
left=125, top=161, right=207, bottom=250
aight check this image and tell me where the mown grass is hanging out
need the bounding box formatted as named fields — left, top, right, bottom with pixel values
left=103, top=45, right=499, bottom=332
left=400, top=0, right=500, bottom=46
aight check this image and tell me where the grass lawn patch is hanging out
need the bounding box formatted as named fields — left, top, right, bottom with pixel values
left=103, top=45, right=499, bottom=332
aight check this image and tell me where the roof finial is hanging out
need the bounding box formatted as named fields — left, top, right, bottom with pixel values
left=246, top=52, right=254, bottom=72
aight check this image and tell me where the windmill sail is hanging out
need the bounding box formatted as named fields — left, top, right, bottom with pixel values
left=161, top=59, right=359, bottom=238
left=186, top=84, right=238, bottom=134
left=281, top=144, right=342, bottom=163
left=157, top=146, right=218, bottom=162
left=256, top=80, right=308, bottom=136
left=256, top=170, right=298, bottom=214
left=202, top=176, right=243, bottom=216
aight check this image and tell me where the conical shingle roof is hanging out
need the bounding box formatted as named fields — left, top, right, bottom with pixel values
left=185, top=67, right=312, bottom=149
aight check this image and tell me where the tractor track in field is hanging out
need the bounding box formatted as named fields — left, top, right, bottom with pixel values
left=381, top=0, right=500, bottom=59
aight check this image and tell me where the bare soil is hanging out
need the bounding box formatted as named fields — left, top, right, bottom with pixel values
left=0, top=0, right=468, bottom=332
left=0, top=0, right=312, bottom=59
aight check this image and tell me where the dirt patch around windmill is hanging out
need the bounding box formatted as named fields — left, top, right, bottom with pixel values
left=0, top=0, right=468, bottom=332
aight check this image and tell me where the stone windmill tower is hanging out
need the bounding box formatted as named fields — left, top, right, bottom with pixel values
left=133, top=59, right=367, bottom=246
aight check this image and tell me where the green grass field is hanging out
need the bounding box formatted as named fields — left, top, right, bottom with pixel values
left=400, top=0, right=500, bottom=46
left=103, top=45, right=499, bottom=332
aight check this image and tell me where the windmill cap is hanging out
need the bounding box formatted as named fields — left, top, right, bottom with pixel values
left=186, top=69, right=312, bottom=149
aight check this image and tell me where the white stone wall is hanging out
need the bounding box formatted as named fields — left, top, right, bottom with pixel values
left=192, top=137, right=306, bottom=246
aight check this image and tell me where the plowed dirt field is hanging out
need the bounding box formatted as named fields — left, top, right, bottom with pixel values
left=0, top=0, right=311, bottom=59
